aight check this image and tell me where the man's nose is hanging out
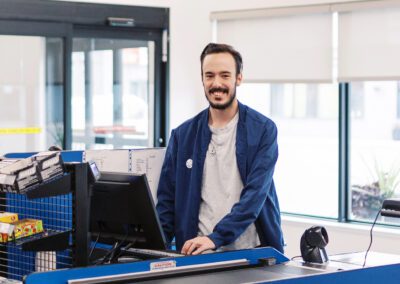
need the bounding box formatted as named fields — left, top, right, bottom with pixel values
left=211, top=76, right=223, bottom=87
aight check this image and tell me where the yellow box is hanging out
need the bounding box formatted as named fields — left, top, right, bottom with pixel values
left=0, top=212, right=18, bottom=223
left=10, top=219, right=43, bottom=241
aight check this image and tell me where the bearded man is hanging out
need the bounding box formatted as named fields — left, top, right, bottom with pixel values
left=156, top=43, right=284, bottom=255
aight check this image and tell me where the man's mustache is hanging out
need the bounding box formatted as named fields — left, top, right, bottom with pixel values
left=209, top=87, right=229, bottom=94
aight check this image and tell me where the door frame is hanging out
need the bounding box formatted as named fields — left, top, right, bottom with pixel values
left=0, top=0, right=169, bottom=149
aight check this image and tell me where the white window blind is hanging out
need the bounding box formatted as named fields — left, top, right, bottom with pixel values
left=338, top=7, right=400, bottom=81
left=216, top=13, right=333, bottom=83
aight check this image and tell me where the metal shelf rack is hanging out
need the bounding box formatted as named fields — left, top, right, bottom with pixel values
left=0, top=163, right=90, bottom=282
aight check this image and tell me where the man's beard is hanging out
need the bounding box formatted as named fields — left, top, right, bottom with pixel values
left=205, top=86, right=236, bottom=110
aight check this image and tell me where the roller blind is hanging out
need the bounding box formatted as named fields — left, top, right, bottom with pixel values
left=338, top=7, right=400, bottom=81
left=217, top=13, right=333, bottom=83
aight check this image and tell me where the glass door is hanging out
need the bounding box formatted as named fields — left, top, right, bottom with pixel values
left=71, top=37, right=155, bottom=150
left=0, top=35, right=64, bottom=155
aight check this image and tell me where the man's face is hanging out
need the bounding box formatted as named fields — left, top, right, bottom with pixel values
left=202, top=52, right=242, bottom=110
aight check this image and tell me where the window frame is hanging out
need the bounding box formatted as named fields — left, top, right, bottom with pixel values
left=339, top=82, right=350, bottom=222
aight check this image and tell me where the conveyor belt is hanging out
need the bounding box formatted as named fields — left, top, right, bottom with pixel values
left=134, top=263, right=325, bottom=284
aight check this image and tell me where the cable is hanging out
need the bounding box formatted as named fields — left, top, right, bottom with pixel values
left=362, top=208, right=381, bottom=268
left=88, top=233, right=101, bottom=261
left=115, top=240, right=136, bottom=259
left=97, top=242, right=118, bottom=265
left=100, top=232, right=129, bottom=264
left=291, top=255, right=302, bottom=261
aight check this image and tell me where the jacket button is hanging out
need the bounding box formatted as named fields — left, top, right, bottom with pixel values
left=186, top=159, right=193, bottom=169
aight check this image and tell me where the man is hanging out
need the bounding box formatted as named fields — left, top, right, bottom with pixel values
left=156, top=43, right=284, bottom=255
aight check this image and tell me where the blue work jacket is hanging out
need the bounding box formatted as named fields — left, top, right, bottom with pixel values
left=156, top=101, right=284, bottom=253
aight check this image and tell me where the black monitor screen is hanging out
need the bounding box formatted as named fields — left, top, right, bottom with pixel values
left=90, top=172, right=167, bottom=250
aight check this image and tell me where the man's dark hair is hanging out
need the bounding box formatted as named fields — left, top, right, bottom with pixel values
left=200, top=43, right=243, bottom=76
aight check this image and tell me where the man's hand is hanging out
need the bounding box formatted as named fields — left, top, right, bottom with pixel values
left=181, top=236, right=216, bottom=255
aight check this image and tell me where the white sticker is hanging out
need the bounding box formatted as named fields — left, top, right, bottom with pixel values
left=150, top=260, right=176, bottom=271
left=186, top=159, right=193, bottom=169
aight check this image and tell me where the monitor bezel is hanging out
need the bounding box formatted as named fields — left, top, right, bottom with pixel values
left=89, top=172, right=167, bottom=251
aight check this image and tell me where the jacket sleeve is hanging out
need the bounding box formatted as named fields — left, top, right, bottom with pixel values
left=208, top=122, right=278, bottom=248
left=156, top=130, right=178, bottom=244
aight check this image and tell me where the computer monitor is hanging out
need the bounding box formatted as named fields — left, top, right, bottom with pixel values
left=89, top=172, right=167, bottom=252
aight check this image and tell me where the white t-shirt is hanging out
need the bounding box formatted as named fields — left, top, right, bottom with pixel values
left=198, top=112, right=260, bottom=251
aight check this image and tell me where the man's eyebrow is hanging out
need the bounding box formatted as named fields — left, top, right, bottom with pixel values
left=204, top=70, right=232, bottom=75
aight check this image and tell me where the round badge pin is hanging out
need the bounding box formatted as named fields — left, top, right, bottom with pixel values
left=186, top=159, right=193, bottom=169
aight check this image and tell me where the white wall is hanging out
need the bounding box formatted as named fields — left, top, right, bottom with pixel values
left=60, top=0, right=400, bottom=258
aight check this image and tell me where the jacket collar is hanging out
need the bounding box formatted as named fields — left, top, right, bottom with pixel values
left=236, top=101, right=247, bottom=182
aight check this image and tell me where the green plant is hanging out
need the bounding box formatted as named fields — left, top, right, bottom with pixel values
left=374, top=160, right=400, bottom=198
left=362, top=157, right=400, bottom=198
left=351, top=158, right=400, bottom=219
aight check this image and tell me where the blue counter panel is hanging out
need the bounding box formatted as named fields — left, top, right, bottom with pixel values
left=24, top=247, right=289, bottom=284
left=4, top=151, right=84, bottom=162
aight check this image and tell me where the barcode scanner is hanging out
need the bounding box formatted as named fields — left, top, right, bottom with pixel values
left=300, top=226, right=329, bottom=263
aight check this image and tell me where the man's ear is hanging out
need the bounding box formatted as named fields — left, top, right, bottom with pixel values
left=236, top=73, right=243, bottom=86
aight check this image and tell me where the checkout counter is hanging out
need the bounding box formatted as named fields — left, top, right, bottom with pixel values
left=4, top=151, right=400, bottom=284
left=24, top=247, right=400, bottom=284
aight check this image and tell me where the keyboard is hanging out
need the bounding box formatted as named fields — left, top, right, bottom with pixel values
left=124, top=248, right=184, bottom=259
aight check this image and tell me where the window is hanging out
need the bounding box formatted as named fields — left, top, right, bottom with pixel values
left=239, top=81, right=400, bottom=222
left=349, top=81, right=400, bottom=224
left=0, top=35, right=64, bottom=154
left=238, top=83, right=339, bottom=218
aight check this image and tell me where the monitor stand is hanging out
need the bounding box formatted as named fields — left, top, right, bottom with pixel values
left=90, top=239, right=139, bottom=265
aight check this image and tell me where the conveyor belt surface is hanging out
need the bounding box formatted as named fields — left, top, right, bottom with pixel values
left=134, top=263, right=324, bottom=284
